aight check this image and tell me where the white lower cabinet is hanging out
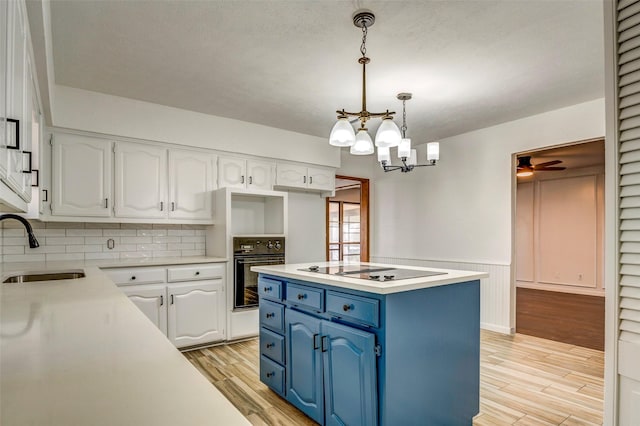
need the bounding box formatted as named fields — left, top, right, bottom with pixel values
left=107, top=263, right=226, bottom=348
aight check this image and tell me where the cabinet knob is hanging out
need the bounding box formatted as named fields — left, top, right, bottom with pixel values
left=131, top=276, right=136, bottom=280
left=266, top=313, right=274, bottom=319
left=263, top=286, right=272, bottom=292
left=195, top=271, right=200, bottom=276
left=266, top=342, right=275, bottom=348
left=266, top=372, right=274, bottom=378
left=297, top=293, right=305, bottom=300
left=343, top=304, right=352, bottom=312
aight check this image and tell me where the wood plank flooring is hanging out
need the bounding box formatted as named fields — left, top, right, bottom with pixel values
left=183, top=330, right=604, bottom=425
left=516, top=287, right=605, bottom=351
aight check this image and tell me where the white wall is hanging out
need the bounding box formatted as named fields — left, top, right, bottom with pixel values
left=52, top=85, right=340, bottom=168
left=338, top=98, right=606, bottom=332
left=286, top=192, right=326, bottom=264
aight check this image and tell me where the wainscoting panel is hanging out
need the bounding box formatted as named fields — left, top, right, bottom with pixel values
left=371, top=256, right=512, bottom=334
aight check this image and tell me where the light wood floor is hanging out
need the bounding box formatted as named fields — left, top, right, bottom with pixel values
left=183, top=330, right=604, bottom=425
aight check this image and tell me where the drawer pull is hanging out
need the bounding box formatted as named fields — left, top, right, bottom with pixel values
left=263, top=286, right=272, bottom=292
left=266, top=371, right=274, bottom=378
left=343, top=304, right=353, bottom=312
left=266, top=342, right=275, bottom=349
left=297, top=293, right=306, bottom=300
left=160, top=295, right=164, bottom=306
left=266, top=313, right=275, bottom=319
left=195, top=271, right=200, bottom=276
left=131, top=276, right=136, bottom=281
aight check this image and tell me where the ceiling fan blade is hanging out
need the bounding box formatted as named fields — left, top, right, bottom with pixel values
left=534, top=160, right=562, bottom=168
left=536, top=166, right=566, bottom=171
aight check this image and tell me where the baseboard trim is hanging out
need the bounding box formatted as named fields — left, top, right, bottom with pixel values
left=481, top=322, right=513, bottom=335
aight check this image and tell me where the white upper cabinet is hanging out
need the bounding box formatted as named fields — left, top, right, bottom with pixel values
left=276, top=163, right=335, bottom=192
left=218, top=156, right=274, bottom=190
left=114, top=142, right=167, bottom=219
left=168, top=149, right=216, bottom=220
left=51, top=134, right=112, bottom=217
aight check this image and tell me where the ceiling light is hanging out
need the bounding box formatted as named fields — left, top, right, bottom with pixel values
left=380, top=93, right=440, bottom=173
left=329, top=9, right=401, bottom=152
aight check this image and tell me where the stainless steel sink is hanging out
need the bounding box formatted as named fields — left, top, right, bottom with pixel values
left=3, top=270, right=86, bottom=283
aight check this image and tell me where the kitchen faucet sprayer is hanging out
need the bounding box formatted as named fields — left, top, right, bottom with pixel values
left=0, top=214, right=40, bottom=248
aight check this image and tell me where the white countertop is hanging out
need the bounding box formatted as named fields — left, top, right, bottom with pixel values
left=0, top=258, right=249, bottom=425
left=252, top=261, right=488, bottom=294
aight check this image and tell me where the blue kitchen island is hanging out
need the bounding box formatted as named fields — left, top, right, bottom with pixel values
left=251, top=262, right=488, bottom=426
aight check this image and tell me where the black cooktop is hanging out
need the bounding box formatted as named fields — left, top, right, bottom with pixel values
left=297, top=265, right=446, bottom=282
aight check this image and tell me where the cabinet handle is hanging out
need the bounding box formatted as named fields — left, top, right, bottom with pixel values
left=266, top=342, right=275, bottom=349
left=321, top=335, right=328, bottom=352
left=309, top=176, right=313, bottom=184
left=160, top=201, right=164, bottom=211
left=343, top=304, right=352, bottom=312
left=105, top=198, right=109, bottom=209
left=266, top=372, right=274, bottom=378
left=195, top=271, right=200, bottom=276
left=171, top=202, right=175, bottom=211
left=263, top=286, right=272, bottom=293
left=171, top=294, right=174, bottom=305
left=131, top=276, right=136, bottom=281
left=22, top=151, right=32, bottom=173
left=42, top=189, right=48, bottom=202
left=265, top=312, right=274, bottom=319
left=160, top=295, right=164, bottom=306
left=303, top=176, right=306, bottom=184
left=249, top=176, right=253, bottom=185
left=313, top=334, right=320, bottom=350
left=297, top=293, right=306, bottom=300
left=241, top=175, right=245, bottom=184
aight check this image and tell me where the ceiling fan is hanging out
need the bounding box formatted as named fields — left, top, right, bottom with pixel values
left=516, top=156, right=566, bottom=177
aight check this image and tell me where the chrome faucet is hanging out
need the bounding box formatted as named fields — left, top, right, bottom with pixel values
left=0, top=214, right=40, bottom=248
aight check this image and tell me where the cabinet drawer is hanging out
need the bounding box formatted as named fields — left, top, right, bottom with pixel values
left=326, top=291, right=380, bottom=328
left=258, top=276, right=283, bottom=300
left=260, top=355, right=285, bottom=395
left=260, top=327, right=285, bottom=365
left=167, top=264, right=225, bottom=282
left=260, top=299, right=285, bottom=332
left=105, top=267, right=166, bottom=286
left=286, top=283, right=324, bottom=312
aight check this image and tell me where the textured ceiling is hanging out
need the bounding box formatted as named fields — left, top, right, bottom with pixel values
left=48, top=0, right=604, bottom=144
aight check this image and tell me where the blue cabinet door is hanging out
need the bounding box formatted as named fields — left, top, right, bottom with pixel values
left=322, top=321, right=377, bottom=426
left=286, top=309, right=324, bottom=424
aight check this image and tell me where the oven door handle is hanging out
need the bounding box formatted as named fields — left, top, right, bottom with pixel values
left=236, top=258, right=285, bottom=264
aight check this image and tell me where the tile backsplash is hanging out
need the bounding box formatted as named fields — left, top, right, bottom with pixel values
left=0, top=221, right=207, bottom=262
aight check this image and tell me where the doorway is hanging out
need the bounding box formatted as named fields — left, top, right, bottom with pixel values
left=326, top=175, right=370, bottom=262
left=513, top=138, right=605, bottom=350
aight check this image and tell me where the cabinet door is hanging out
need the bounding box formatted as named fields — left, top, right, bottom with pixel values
left=51, top=134, right=112, bottom=217
left=121, top=284, right=168, bottom=336
left=276, top=163, right=307, bottom=188
left=218, top=156, right=246, bottom=189
left=286, top=309, right=324, bottom=424
left=322, top=321, right=377, bottom=426
left=168, top=280, right=225, bottom=348
left=247, top=159, right=273, bottom=190
left=114, top=142, right=167, bottom=218
left=307, top=167, right=335, bottom=191
left=169, top=149, right=215, bottom=220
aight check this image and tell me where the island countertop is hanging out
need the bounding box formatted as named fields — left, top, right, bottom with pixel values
left=0, top=262, right=249, bottom=425
left=251, top=261, right=488, bottom=294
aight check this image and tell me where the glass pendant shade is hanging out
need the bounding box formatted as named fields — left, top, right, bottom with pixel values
left=398, top=138, right=411, bottom=158
left=375, top=118, right=402, bottom=147
left=408, top=149, right=418, bottom=166
left=377, top=146, right=391, bottom=163
left=350, top=129, right=374, bottom=155
left=329, top=117, right=356, bottom=147
left=427, top=142, right=440, bottom=162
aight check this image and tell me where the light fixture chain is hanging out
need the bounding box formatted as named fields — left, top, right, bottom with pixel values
left=401, top=98, right=407, bottom=138
left=360, top=24, right=367, bottom=57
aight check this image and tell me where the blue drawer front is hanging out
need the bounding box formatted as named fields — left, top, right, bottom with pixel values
left=326, top=291, right=380, bottom=328
left=260, top=299, right=285, bottom=332
left=258, top=276, right=283, bottom=300
left=260, top=355, right=285, bottom=396
left=260, top=327, right=285, bottom=364
left=286, top=283, right=324, bottom=311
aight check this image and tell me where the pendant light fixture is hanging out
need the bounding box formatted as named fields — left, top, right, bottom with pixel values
left=329, top=10, right=402, bottom=154
left=379, top=93, right=440, bottom=172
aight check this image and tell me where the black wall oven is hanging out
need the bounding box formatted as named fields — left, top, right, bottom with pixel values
left=233, top=237, right=285, bottom=309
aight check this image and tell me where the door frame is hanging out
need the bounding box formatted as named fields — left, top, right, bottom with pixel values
left=326, top=175, right=370, bottom=262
